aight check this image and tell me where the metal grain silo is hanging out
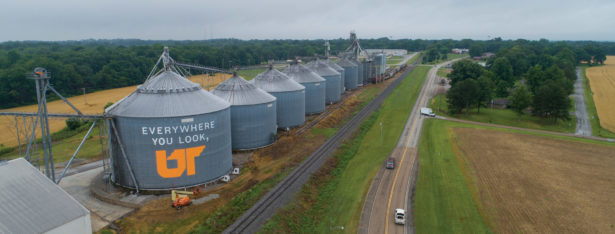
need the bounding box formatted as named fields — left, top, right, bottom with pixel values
left=211, top=73, right=277, bottom=150
left=106, top=70, right=232, bottom=190
left=253, top=67, right=306, bottom=129
left=283, top=63, right=326, bottom=114
left=325, top=59, right=345, bottom=93
left=337, top=58, right=358, bottom=90
left=353, top=61, right=365, bottom=86
left=307, top=60, right=341, bottom=104
left=361, top=60, right=372, bottom=84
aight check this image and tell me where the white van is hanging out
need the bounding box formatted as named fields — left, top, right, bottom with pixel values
left=420, top=107, right=436, bottom=117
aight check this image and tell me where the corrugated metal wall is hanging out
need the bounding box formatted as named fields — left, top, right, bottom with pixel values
left=357, top=60, right=364, bottom=86
left=303, top=81, right=326, bottom=114
left=111, top=109, right=232, bottom=190
left=229, top=102, right=277, bottom=150
left=338, top=59, right=358, bottom=90
left=270, top=90, right=305, bottom=128
left=321, top=74, right=341, bottom=104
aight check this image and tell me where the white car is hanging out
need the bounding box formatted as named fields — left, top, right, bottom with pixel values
left=394, top=208, right=406, bottom=225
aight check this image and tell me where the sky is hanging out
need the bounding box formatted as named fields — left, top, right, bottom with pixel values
left=1, top=0, right=614, bottom=42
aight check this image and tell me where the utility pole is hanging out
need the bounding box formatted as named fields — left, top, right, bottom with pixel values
left=82, top=88, right=87, bottom=105
left=380, top=121, right=383, bottom=146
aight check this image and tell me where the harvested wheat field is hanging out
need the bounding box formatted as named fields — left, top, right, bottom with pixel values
left=451, top=127, right=615, bottom=233
left=586, top=55, right=615, bottom=132
left=0, top=73, right=231, bottom=147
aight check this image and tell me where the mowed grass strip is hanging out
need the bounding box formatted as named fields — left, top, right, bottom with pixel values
left=585, top=56, right=615, bottom=136
left=261, top=66, right=430, bottom=233
left=415, top=119, right=491, bottom=233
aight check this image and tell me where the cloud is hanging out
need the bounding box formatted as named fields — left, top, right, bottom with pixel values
left=0, top=0, right=614, bottom=41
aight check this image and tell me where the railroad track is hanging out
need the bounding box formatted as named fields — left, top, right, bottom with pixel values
left=224, top=57, right=422, bottom=234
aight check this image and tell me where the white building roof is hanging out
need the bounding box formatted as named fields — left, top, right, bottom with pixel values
left=0, top=158, right=90, bottom=233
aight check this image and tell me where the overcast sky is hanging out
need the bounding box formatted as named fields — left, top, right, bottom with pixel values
left=1, top=0, right=614, bottom=42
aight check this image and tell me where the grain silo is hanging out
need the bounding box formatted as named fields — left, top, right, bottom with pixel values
left=307, top=60, right=341, bottom=104
left=253, top=66, right=306, bottom=129
left=283, top=62, right=326, bottom=114
left=106, top=69, right=232, bottom=190
left=211, top=73, right=277, bottom=150
left=325, top=59, right=345, bottom=94
left=337, top=58, right=358, bottom=90
left=356, top=59, right=364, bottom=86
left=361, top=60, right=373, bottom=84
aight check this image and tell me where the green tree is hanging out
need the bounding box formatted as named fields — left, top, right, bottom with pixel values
left=532, top=81, right=571, bottom=122
left=447, top=79, right=479, bottom=114
left=448, top=60, right=483, bottom=85
left=469, top=44, right=484, bottom=57
left=593, top=50, right=606, bottom=65
left=509, top=85, right=532, bottom=119
left=525, top=65, right=544, bottom=94
left=490, top=57, right=514, bottom=85
left=476, top=75, right=495, bottom=113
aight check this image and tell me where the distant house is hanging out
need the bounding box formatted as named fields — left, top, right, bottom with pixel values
left=451, top=48, right=469, bottom=54
left=489, top=98, right=510, bottom=109
left=0, top=158, right=92, bottom=234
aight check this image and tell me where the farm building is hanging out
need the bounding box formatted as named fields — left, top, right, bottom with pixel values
left=105, top=69, right=232, bottom=190
left=0, top=158, right=92, bottom=234
left=253, top=66, right=306, bottom=129
left=212, top=73, right=277, bottom=150
left=307, top=60, right=341, bottom=104
left=283, top=62, right=327, bottom=114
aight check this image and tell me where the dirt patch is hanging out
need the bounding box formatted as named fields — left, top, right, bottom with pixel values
left=586, top=56, right=615, bottom=133
left=452, top=127, right=615, bottom=233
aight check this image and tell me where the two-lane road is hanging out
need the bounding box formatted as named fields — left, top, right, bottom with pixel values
left=360, top=59, right=463, bottom=234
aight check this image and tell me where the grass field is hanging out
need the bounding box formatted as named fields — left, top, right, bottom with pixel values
left=1, top=121, right=105, bottom=164
left=261, top=66, right=431, bottom=233
left=415, top=120, right=491, bottom=233
left=424, top=53, right=468, bottom=65
left=386, top=59, right=402, bottom=65
left=585, top=56, right=615, bottom=135
left=0, top=73, right=231, bottom=149
left=428, top=94, right=576, bottom=133
left=237, top=68, right=267, bottom=80
left=406, top=53, right=421, bottom=65
left=416, top=119, right=615, bottom=233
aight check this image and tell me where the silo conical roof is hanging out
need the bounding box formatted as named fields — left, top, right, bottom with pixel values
left=211, top=74, right=276, bottom=105
left=306, top=60, right=340, bottom=77
left=282, top=63, right=326, bottom=83
left=325, top=59, right=344, bottom=71
left=337, top=58, right=357, bottom=67
left=106, top=70, right=229, bottom=118
left=252, top=67, right=305, bottom=92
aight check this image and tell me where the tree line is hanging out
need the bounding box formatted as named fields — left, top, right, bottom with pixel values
left=0, top=38, right=613, bottom=109
left=446, top=39, right=606, bottom=122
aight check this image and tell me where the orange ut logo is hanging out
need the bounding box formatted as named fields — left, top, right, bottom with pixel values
left=156, top=145, right=205, bottom=178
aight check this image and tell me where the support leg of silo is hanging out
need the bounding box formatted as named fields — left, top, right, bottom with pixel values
left=110, top=120, right=140, bottom=194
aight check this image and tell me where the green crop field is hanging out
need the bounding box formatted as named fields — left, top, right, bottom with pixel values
left=262, top=66, right=431, bottom=233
